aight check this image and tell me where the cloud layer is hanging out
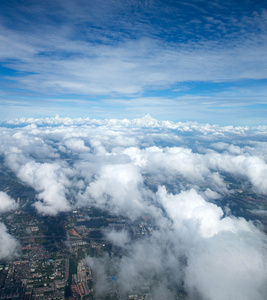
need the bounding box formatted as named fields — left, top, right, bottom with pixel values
left=0, top=116, right=266, bottom=297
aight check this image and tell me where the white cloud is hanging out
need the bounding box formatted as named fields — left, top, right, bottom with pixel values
left=185, top=231, right=267, bottom=300
left=0, top=2, right=267, bottom=123
left=1, top=24, right=267, bottom=98
left=4, top=154, right=72, bottom=216
left=1, top=116, right=267, bottom=217
left=123, top=145, right=228, bottom=194
left=105, top=229, right=130, bottom=249
left=0, top=192, right=20, bottom=261
left=88, top=187, right=267, bottom=299
left=0, top=117, right=267, bottom=298
left=0, top=223, right=20, bottom=261
left=205, top=153, right=267, bottom=194
left=80, top=164, right=151, bottom=219
left=0, top=1, right=267, bottom=109
left=64, top=138, right=90, bottom=153
left=0, top=191, right=18, bottom=213
left=5, top=114, right=265, bottom=135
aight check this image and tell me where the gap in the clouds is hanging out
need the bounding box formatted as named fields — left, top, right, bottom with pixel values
left=219, top=172, right=267, bottom=226
left=0, top=62, right=38, bottom=77
left=0, top=64, right=20, bottom=76
left=244, top=103, right=267, bottom=109
left=143, top=79, right=267, bottom=98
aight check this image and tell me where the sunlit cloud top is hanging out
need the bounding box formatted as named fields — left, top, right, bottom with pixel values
left=0, top=0, right=267, bottom=125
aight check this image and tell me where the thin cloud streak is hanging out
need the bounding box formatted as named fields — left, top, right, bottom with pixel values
left=1, top=32, right=267, bottom=95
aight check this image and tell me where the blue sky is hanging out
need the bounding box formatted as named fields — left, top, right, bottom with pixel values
left=0, top=0, right=267, bottom=125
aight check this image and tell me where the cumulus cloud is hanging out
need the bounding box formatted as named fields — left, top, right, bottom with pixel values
left=0, top=223, right=20, bottom=261
left=79, top=164, right=153, bottom=219
left=64, top=138, right=90, bottom=153
left=1, top=116, right=267, bottom=213
left=0, top=191, right=18, bottom=213
left=3, top=114, right=263, bottom=135
left=0, top=116, right=267, bottom=297
left=3, top=153, right=73, bottom=215
left=88, top=188, right=267, bottom=299
left=0, top=192, right=20, bottom=261
left=205, top=152, right=267, bottom=194
left=123, top=146, right=228, bottom=194
left=105, top=229, right=131, bottom=249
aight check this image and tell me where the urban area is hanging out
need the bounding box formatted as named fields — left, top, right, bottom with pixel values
left=0, top=166, right=266, bottom=300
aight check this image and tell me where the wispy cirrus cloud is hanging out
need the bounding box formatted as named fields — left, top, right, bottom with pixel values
left=1, top=31, right=267, bottom=95
left=0, top=1, right=267, bottom=123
